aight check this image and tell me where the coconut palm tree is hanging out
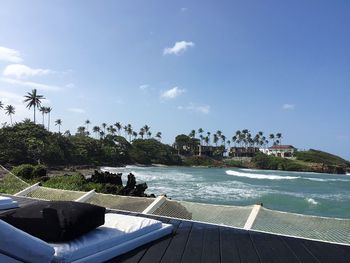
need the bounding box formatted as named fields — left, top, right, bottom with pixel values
left=276, top=133, right=282, bottom=145
left=99, top=130, right=105, bottom=139
left=114, top=122, right=122, bottom=135
left=85, top=120, right=90, bottom=133
left=46, top=107, right=52, bottom=131
left=198, top=128, right=203, bottom=144
left=204, top=136, right=209, bottom=146
left=127, top=124, right=133, bottom=141
left=23, top=89, right=45, bottom=124
left=63, top=130, right=71, bottom=137
left=76, top=126, right=86, bottom=136
left=92, top=126, right=100, bottom=138
left=147, top=131, right=152, bottom=139
left=5, top=105, right=15, bottom=125
left=55, top=119, right=62, bottom=133
left=232, top=135, right=237, bottom=147
left=132, top=131, right=138, bottom=140
left=156, top=132, right=162, bottom=141
left=189, top=129, right=196, bottom=139
left=0, top=101, right=3, bottom=110
left=221, top=135, right=226, bottom=147
left=39, top=106, right=47, bottom=126
left=139, top=128, right=145, bottom=139
left=269, top=134, right=275, bottom=145
left=213, top=134, right=219, bottom=146
left=102, top=123, right=107, bottom=134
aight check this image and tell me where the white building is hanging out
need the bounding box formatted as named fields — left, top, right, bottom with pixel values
left=259, top=145, right=295, bottom=158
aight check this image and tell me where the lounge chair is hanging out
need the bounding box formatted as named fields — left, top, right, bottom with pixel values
left=0, top=196, right=18, bottom=210
left=0, top=213, right=173, bottom=262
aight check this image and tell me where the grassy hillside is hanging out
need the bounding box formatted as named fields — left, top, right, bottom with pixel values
left=295, top=149, right=350, bottom=167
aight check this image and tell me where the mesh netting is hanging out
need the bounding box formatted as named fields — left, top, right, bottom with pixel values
left=26, top=187, right=85, bottom=201
left=153, top=200, right=253, bottom=228
left=0, top=167, right=29, bottom=194
left=87, top=193, right=154, bottom=212
left=251, top=207, right=350, bottom=244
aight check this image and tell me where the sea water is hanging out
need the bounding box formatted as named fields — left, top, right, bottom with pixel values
left=103, top=166, right=350, bottom=218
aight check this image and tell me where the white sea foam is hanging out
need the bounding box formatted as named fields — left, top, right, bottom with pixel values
left=306, top=198, right=318, bottom=205
left=226, top=170, right=299, bottom=180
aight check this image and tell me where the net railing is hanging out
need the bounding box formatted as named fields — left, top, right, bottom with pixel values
left=87, top=193, right=154, bottom=213
left=26, top=187, right=86, bottom=201
left=0, top=166, right=29, bottom=194
left=153, top=200, right=253, bottom=228
left=1, top=165, right=349, bottom=245
left=251, top=207, right=350, bottom=244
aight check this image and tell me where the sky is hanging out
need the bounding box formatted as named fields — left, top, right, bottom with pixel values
left=0, top=0, right=349, bottom=160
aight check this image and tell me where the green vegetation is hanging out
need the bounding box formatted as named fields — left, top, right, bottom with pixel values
left=0, top=172, right=29, bottom=194
left=295, top=149, right=350, bottom=167
left=252, top=152, right=306, bottom=171
left=182, top=156, right=222, bottom=167
left=0, top=121, right=180, bottom=167
left=12, top=164, right=47, bottom=179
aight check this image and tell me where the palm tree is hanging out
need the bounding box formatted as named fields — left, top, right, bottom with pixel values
left=127, top=124, right=133, bottom=141
left=63, top=130, right=71, bottom=137
left=198, top=128, right=203, bottom=144
left=189, top=129, right=196, bottom=139
left=132, top=131, right=138, bottom=140
left=221, top=135, right=226, bottom=147
left=92, top=126, right=100, bottom=138
left=213, top=134, right=219, bottom=146
left=276, top=133, right=282, bottom=145
left=147, top=131, right=152, bottom=139
left=114, top=122, right=122, bottom=135
left=5, top=105, right=15, bottom=125
left=23, top=89, right=45, bottom=124
left=102, top=123, right=107, bottom=134
left=156, top=132, right=162, bottom=141
left=269, top=134, right=275, bottom=145
left=55, top=119, right=62, bottom=133
left=143, top=125, right=150, bottom=133
left=46, top=107, right=52, bottom=131
left=39, top=106, right=47, bottom=126
left=204, top=136, right=209, bottom=146
left=139, top=128, right=145, bottom=139
left=0, top=101, right=3, bottom=110
left=99, top=130, right=105, bottom=139
left=232, top=135, right=237, bottom=147
left=77, top=126, right=86, bottom=136
left=85, top=120, right=90, bottom=133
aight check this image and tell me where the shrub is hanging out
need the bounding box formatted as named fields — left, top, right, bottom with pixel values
left=12, top=164, right=34, bottom=179
left=32, top=164, right=47, bottom=177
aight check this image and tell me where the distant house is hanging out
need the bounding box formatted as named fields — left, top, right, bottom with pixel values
left=229, top=147, right=260, bottom=158
left=260, top=145, right=296, bottom=158
left=197, top=145, right=224, bottom=157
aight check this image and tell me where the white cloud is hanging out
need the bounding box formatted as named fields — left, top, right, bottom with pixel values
left=0, top=46, right=22, bottom=63
left=163, top=41, right=194, bottom=55
left=282, top=104, right=295, bottom=110
left=160, top=86, right=185, bottom=99
left=139, top=84, right=149, bottom=90
left=65, top=83, right=75, bottom=89
left=1, top=77, right=61, bottom=91
left=3, top=64, right=54, bottom=79
left=177, top=103, right=210, bottom=114
left=67, top=108, right=85, bottom=113
left=181, top=7, right=188, bottom=12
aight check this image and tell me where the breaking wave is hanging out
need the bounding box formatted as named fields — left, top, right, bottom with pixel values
left=226, top=170, right=299, bottom=180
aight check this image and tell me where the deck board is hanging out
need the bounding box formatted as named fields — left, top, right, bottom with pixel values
left=1, top=195, right=350, bottom=263
left=250, top=231, right=299, bottom=263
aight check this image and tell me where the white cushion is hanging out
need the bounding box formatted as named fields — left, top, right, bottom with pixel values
left=51, top=213, right=171, bottom=262
left=0, top=196, right=18, bottom=210
left=0, top=219, right=55, bottom=263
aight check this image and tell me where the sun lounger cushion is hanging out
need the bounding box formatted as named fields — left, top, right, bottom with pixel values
left=0, top=219, right=55, bottom=263
left=0, top=201, right=106, bottom=242
left=51, top=213, right=173, bottom=263
left=0, top=196, right=18, bottom=210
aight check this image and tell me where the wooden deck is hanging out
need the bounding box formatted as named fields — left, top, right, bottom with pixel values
left=3, top=195, right=350, bottom=263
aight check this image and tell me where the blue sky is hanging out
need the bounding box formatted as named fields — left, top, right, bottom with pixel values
left=0, top=0, right=349, bottom=160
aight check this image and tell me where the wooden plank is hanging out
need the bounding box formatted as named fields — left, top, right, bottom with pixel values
left=139, top=219, right=182, bottom=263
left=220, top=227, right=241, bottom=263
left=181, top=223, right=206, bottom=263
left=234, top=229, right=260, bottom=263
left=160, top=221, right=193, bottom=263
left=301, top=239, right=350, bottom=263
left=250, top=231, right=301, bottom=263
left=282, top=236, right=320, bottom=263
left=201, top=225, right=220, bottom=263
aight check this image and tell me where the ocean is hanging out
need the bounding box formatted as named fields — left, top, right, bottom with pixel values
left=103, top=166, right=350, bottom=219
